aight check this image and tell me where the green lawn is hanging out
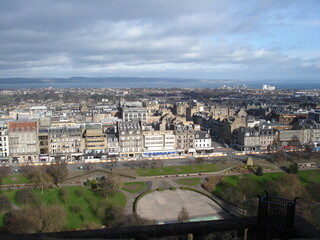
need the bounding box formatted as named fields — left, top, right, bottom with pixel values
left=136, top=164, right=217, bottom=176
left=177, top=178, right=201, bottom=186
left=298, top=169, right=320, bottom=185
left=0, top=186, right=126, bottom=230
left=121, top=181, right=147, bottom=193
left=214, top=170, right=320, bottom=195
left=1, top=175, right=31, bottom=185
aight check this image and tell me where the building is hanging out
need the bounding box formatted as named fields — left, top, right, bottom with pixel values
left=38, top=128, right=49, bottom=162
left=194, top=131, right=213, bottom=153
left=106, top=128, right=120, bottom=157
left=293, top=119, right=320, bottom=145
left=142, top=130, right=175, bottom=156
left=234, top=127, right=275, bottom=151
left=29, top=106, right=52, bottom=118
left=174, top=124, right=195, bottom=155
left=121, top=101, right=147, bottom=122
left=271, top=111, right=308, bottom=125
left=186, top=101, right=204, bottom=121
left=8, top=121, right=38, bottom=163
left=82, top=123, right=107, bottom=157
left=0, top=120, right=9, bottom=162
left=49, top=127, right=82, bottom=162
left=262, top=85, right=276, bottom=91
left=173, top=102, right=189, bottom=116
left=118, top=121, right=143, bottom=157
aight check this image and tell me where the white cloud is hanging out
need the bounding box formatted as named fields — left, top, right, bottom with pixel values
left=0, top=0, right=319, bottom=81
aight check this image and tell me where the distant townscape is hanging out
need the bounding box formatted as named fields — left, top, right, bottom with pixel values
left=0, top=86, right=320, bottom=164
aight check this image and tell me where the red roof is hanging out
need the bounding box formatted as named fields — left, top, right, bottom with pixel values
left=8, top=121, right=37, bottom=132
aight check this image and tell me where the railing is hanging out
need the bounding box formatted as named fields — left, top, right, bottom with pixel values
left=258, top=191, right=298, bottom=239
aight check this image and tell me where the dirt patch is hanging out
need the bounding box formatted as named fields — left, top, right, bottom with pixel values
left=11, top=177, right=19, bottom=182
left=123, top=184, right=141, bottom=191
left=175, top=168, right=181, bottom=172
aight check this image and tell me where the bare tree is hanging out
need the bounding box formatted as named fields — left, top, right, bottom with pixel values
left=46, top=161, right=69, bottom=186
left=5, top=203, right=67, bottom=234
left=30, top=167, right=53, bottom=193
left=177, top=207, right=189, bottom=222
left=195, top=157, right=205, bottom=165
left=15, top=188, right=38, bottom=205
left=0, top=194, right=11, bottom=213
left=97, top=174, right=122, bottom=198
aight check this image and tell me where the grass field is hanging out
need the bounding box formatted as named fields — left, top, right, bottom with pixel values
left=121, top=181, right=147, bottom=193
left=177, top=178, right=201, bottom=186
left=1, top=175, right=31, bottom=185
left=0, top=186, right=126, bottom=230
left=214, top=169, right=320, bottom=195
left=298, top=169, right=320, bottom=185
left=136, top=164, right=217, bottom=176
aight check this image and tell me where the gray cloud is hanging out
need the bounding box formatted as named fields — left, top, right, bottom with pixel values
left=0, top=0, right=319, bottom=81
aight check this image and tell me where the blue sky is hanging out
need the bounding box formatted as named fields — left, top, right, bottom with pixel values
left=0, top=0, right=319, bottom=82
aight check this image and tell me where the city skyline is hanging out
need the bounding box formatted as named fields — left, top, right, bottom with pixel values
left=0, top=0, right=319, bottom=83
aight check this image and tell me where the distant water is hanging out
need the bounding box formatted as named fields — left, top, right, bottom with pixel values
left=0, top=80, right=319, bottom=89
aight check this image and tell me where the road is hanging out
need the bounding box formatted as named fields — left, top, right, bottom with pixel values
left=4, top=152, right=269, bottom=175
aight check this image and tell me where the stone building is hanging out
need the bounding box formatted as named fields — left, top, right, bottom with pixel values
left=234, top=127, right=275, bottom=151
left=173, top=102, right=189, bottom=117
left=121, top=101, right=147, bottom=122
left=174, top=124, right=195, bottom=155
left=8, top=121, right=38, bottom=163
left=106, top=128, right=120, bottom=157
left=49, top=126, right=82, bottom=162
left=118, top=121, right=143, bottom=157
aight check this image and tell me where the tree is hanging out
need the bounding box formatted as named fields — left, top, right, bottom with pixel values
left=202, top=176, right=225, bottom=192
left=277, top=174, right=304, bottom=199
left=15, top=188, right=38, bottom=205
left=5, top=204, right=67, bottom=234
left=288, top=162, right=299, bottom=174
left=256, top=166, right=264, bottom=176
left=0, top=194, right=11, bottom=213
left=306, top=183, right=320, bottom=202
left=272, top=150, right=286, bottom=163
left=0, top=166, right=11, bottom=186
left=177, top=207, right=189, bottom=222
left=97, top=174, right=122, bottom=198
left=195, top=157, right=205, bottom=165
left=30, top=168, right=53, bottom=193
left=59, top=188, right=69, bottom=205
left=46, top=161, right=68, bottom=186
left=288, top=135, right=302, bottom=150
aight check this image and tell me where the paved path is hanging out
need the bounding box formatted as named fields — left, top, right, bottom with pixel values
left=136, top=188, right=225, bottom=222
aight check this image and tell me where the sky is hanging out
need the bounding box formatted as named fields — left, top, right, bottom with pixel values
left=0, top=0, right=319, bottom=82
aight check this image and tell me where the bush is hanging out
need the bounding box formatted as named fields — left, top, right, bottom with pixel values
left=0, top=194, right=11, bottom=213
left=91, top=179, right=98, bottom=189
left=202, top=176, right=225, bottom=192
left=75, top=188, right=84, bottom=198
left=70, top=204, right=82, bottom=214
left=288, top=162, right=299, bottom=174
left=256, top=166, right=264, bottom=176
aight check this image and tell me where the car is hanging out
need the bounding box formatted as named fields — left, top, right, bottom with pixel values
left=14, top=169, right=22, bottom=173
left=78, top=166, right=88, bottom=170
